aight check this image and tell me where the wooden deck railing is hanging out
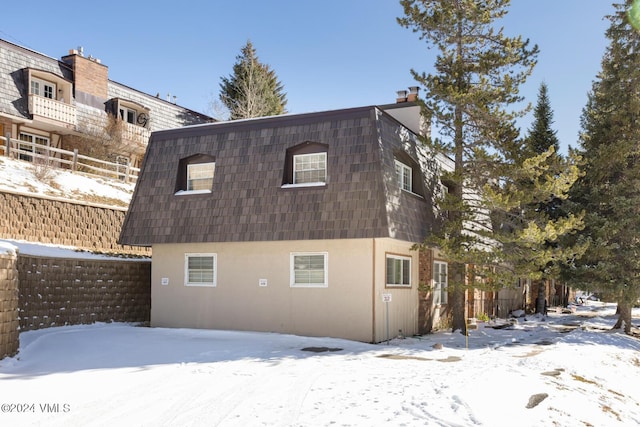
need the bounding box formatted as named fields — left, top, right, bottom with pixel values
left=0, top=135, right=139, bottom=183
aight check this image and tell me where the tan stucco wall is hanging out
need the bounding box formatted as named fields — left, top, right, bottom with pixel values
left=151, top=238, right=420, bottom=343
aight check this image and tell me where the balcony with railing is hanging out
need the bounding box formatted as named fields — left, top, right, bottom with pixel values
left=28, top=95, right=76, bottom=127
left=122, top=121, right=151, bottom=148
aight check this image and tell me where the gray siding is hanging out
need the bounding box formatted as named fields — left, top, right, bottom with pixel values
left=107, top=82, right=211, bottom=130
left=0, top=39, right=213, bottom=129
left=0, top=41, right=73, bottom=119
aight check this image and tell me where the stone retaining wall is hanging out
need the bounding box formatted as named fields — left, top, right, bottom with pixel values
left=0, top=191, right=148, bottom=256
left=0, top=190, right=151, bottom=359
left=17, top=255, right=151, bottom=331
left=0, top=250, right=19, bottom=358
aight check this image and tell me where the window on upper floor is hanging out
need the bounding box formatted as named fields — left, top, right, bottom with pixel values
left=175, top=154, right=216, bottom=195
left=395, top=160, right=412, bottom=192
left=106, top=98, right=150, bottom=128
left=290, top=252, right=328, bottom=288
left=393, top=152, right=425, bottom=198
left=386, top=254, right=411, bottom=287
left=27, top=69, right=73, bottom=103
left=282, top=141, right=329, bottom=188
left=119, top=106, right=137, bottom=125
left=294, top=152, right=326, bottom=185
left=30, top=77, right=55, bottom=99
left=187, top=162, right=215, bottom=191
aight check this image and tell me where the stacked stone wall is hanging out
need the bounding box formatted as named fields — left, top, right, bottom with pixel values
left=17, top=255, right=150, bottom=331
left=0, top=190, right=151, bottom=359
left=0, top=250, right=19, bottom=358
left=0, top=191, right=148, bottom=256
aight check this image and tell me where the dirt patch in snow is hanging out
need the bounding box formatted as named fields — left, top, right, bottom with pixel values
left=377, top=354, right=462, bottom=362
left=300, top=347, right=343, bottom=353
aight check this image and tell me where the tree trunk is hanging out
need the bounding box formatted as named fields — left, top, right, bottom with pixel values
left=450, top=18, right=467, bottom=336
left=450, top=263, right=467, bottom=334
left=612, top=301, right=632, bottom=334
left=535, top=281, right=547, bottom=315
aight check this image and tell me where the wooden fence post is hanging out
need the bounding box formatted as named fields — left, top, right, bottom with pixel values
left=5, top=132, right=11, bottom=157
left=72, top=148, right=78, bottom=172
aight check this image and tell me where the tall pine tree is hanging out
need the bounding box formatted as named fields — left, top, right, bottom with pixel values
left=398, top=0, right=539, bottom=332
left=568, top=0, right=640, bottom=333
left=519, top=82, right=583, bottom=315
left=398, top=0, right=579, bottom=332
left=525, top=83, right=559, bottom=156
left=219, top=41, right=287, bottom=120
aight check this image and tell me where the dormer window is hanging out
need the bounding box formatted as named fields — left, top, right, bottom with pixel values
left=107, top=98, right=150, bottom=128
left=119, top=106, right=137, bottom=124
left=294, top=152, right=326, bottom=185
left=187, top=163, right=215, bottom=191
left=282, top=141, right=328, bottom=188
left=175, top=154, right=216, bottom=195
left=395, top=160, right=412, bottom=192
left=393, top=152, right=425, bottom=197
left=26, top=69, right=72, bottom=104
left=30, top=77, right=55, bottom=99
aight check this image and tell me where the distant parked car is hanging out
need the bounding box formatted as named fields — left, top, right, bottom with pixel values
left=575, top=292, right=600, bottom=305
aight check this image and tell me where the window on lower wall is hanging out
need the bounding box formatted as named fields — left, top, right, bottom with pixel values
left=433, top=261, right=448, bottom=305
left=386, top=254, right=411, bottom=287
left=18, top=132, right=50, bottom=162
left=185, top=253, right=216, bottom=287
left=291, top=252, right=328, bottom=288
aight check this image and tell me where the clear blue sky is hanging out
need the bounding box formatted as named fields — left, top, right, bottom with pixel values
left=1, top=1, right=614, bottom=152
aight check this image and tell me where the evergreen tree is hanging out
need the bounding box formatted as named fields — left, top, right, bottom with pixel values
left=525, top=82, right=559, bottom=156
left=518, top=83, right=583, bottom=315
left=568, top=0, right=640, bottom=333
left=219, top=41, right=287, bottom=120
left=399, top=1, right=582, bottom=332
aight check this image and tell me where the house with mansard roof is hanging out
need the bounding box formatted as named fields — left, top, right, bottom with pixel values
left=0, top=38, right=214, bottom=170
left=119, top=98, right=456, bottom=343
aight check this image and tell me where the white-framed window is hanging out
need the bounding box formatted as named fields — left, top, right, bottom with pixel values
left=185, top=253, right=216, bottom=287
left=293, top=152, right=326, bottom=185
left=187, top=162, right=215, bottom=192
left=395, top=160, right=412, bottom=192
left=386, top=254, right=411, bottom=287
left=291, top=252, right=328, bottom=288
left=30, top=77, right=56, bottom=99
left=18, top=132, right=50, bottom=161
left=433, top=261, right=448, bottom=305
left=119, top=106, right=137, bottom=124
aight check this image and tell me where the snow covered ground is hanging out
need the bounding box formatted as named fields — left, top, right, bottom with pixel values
left=0, top=157, right=134, bottom=207
left=1, top=305, right=638, bottom=427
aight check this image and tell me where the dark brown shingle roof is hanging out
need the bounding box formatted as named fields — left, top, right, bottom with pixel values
left=119, top=106, right=444, bottom=246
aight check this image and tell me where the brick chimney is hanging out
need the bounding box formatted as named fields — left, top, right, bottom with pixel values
left=396, top=87, right=419, bottom=103
left=407, top=86, right=419, bottom=102
left=396, top=90, right=408, bottom=103
left=62, top=48, right=109, bottom=100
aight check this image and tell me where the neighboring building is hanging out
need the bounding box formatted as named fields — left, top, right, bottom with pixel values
left=0, top=38, right=214, bottom=170
left=119, top=96, right=460, bottom=343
